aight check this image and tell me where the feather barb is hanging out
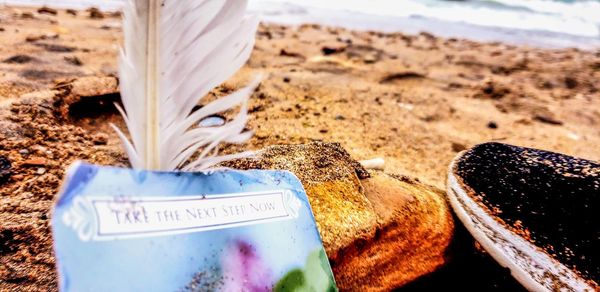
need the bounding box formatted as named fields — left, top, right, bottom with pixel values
left=113, top=0, right=260, bottom=171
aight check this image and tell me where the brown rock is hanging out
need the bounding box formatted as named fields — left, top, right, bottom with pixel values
left=478, top=80, right=510, bottom=99
left=66, top=9, right=78, bottom=16
left=451, top=142, right=467, bottom=152
left=223, top=142, right=454, bottom=290
left=22, top=157, right=47, bottom=167
left=279, top=48, right=305, bottom=59
left=25, top=33, right=58, bottom=42
left=2, top=55, right=35, bottom=64
left=564, top=76, right=578, bottom=89
left=37, top=7, right=57, bottom=15
left=363, top=53, right=378, bottom=64
left=379, top=71, right=425, bottom=84
left=34, top=42, right=75, bottom=53
left=64, top=56, right=83, bottom=66
left=533, top=114, right=563, bottom=125
left=92, top=133, right=108, bottom=145
left=20, top=12, right=35, bottom=19
left=321, top=42, right=347, bottom=55
left=87, top=7, right=104, bottom=19
left=334, top=173, right=454, bottom=291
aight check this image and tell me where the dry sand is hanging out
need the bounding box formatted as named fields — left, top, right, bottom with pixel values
left=0, top=5, right=599, bottom=291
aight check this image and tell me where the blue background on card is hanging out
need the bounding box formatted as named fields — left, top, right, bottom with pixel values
left=52, top=163, right=330, bottom=291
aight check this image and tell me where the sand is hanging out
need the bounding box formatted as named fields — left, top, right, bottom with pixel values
left=0, top=5, right=599, bottom=291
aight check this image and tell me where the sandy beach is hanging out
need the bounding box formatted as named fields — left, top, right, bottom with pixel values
left=0, top=5, right=599, bottom=291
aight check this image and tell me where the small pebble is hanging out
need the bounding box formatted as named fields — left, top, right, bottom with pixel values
left=564, top=76, right=578, bottom=89
left=398, top=103, right=415, bottom=111
left=199, top=115, right=226, bottom=127
left=37, top=168, right=47, bottom=175
left=451, top=142, right=467, bottom=152
left=487, top=121, right=498, bottom=129
left=64, top=56, right=83, bottom=66
left=100, top=22, right=122, bottom=30
left=3, top=54, right=35, bottom=64
left=363, top=53, right=378, bottom=64
left=566, top=132, right=580, bottom=141
left=359, top=157, right=385, bottom=170
left=92, top=133, right=109, bottom=145
left=87, top=7, right=104, bottom=19
left=321, top=46, right=344, bottom=55
left=534, top=114, right=563, bottom=125
left=37, top=7, right=57, bottom=15
left=20, top=12, right=35, bottom=19
left=19, top=149, right=29, bottom=155
left=23, top=157, right=47, bottom=166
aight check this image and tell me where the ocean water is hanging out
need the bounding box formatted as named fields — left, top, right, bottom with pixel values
left=3, top=0, right=600, bottom=49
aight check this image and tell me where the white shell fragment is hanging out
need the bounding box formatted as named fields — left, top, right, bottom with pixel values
left=359, top=157, right=385, bottom=170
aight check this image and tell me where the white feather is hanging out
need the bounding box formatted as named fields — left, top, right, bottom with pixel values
left=113, top=0, right=260, bottom=170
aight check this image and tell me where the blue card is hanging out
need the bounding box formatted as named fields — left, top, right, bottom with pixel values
left=52, top=162, right=336, bottom=291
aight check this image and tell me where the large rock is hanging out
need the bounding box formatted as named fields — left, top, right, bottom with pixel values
left=223, top=142, right=377, bottom=261
left=336, top=173, right=454, bottom=290
left=222, top=142, right=455, bottom=290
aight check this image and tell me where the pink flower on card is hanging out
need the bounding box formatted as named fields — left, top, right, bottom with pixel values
left=221, top=239, right=274, bottom=292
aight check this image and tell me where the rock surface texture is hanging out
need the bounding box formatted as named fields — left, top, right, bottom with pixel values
left=222, top=143, right=455, bottom=290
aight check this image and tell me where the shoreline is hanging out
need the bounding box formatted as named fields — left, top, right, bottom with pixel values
left=254, top=6, right=600, bottom=51
left=2, top=1, right=600, bottom=50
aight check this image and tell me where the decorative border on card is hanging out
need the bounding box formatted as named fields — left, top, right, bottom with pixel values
left=62, top=190, right=301, bottom=241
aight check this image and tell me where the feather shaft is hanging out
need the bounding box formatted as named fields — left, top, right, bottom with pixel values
left=145, top=0, right=161, bottom=170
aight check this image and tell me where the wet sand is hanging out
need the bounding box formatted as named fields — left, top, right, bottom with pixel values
left=0, top=5, right=599, bottom=291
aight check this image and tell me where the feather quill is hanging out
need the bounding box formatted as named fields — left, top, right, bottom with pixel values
left=112, top=0, right=260, bottom=171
